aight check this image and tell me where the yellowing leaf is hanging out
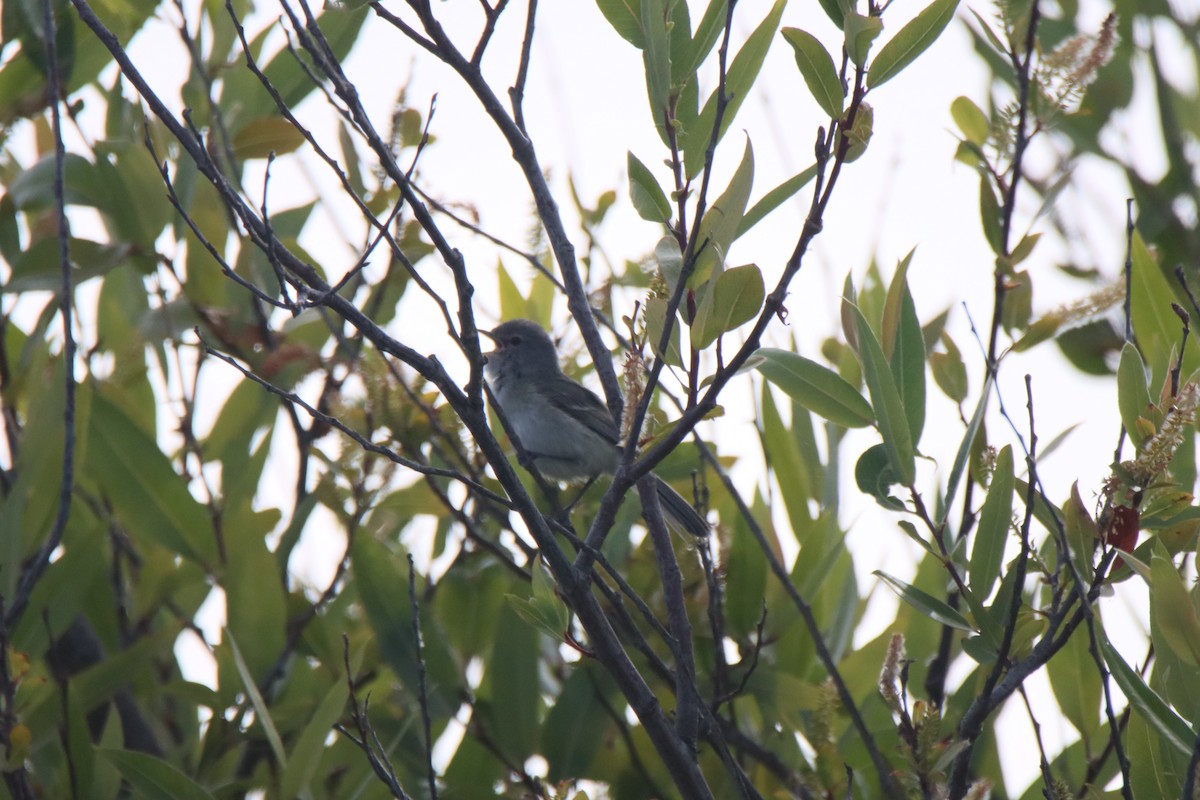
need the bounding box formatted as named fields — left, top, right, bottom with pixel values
left=232, top=116, right=307, bottom=159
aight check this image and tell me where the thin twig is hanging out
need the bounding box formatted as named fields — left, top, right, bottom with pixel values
left=639, top=480, right=699, bottom=752
left=197, top=332, right=512, bottom=505
left=508, top=0, right=537, bottom=132
left=407, top=556, right=438, bottom=800
left=7, top=0, right=79, bottom=631
left=339, top=636, right=413, bottom=799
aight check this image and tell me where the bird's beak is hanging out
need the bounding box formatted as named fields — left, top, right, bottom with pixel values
left=480, top=329, right=497, bottom=343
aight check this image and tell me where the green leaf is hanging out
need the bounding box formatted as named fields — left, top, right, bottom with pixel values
left=506, top=558, right=570, bottom=639
left=930, top=334, right=968, bottom=403
left=1010, top=314, right=1060, bottom=352
left=444, top=736, right=504, bottom=798
left=950, top=96, right=989, bottom=145
left=644, top=296, right=683, bottom=367
left=352, top=536, right=453, bottom=717
left=1002, top=269, right=1032, bottom=333
left=98, top=750, right=216, bottom=800
left=978, top=173, right=1004, bottom=255
left=691, top=263, right=764, bottom=348
left=843, top=13, right=883, bottom=68
left=222, top=504, right=286, bottom=684
left=754, top=347, right=873, bottom=427
left=881, top=250, right=914, bottom=358
left=1008, top=231, right=1041, bottom=267
left=1102, top=637, right=1194, bottom=757
left=1125, top=711, right=1186, bottom=799
left=1062, top=482, right=1098, bottom=583
left=897, top=519, right=942, bottom=558
left=231, top=115, right=306, bottom=159
left=480, top=601, right=541, bottom=764
left=817, top=0, right=844, bottom=28
left=682, top=0, right=784, bottom=177
left=780, top=28, right=843, bottom=119
left=1117, top=343, right=1153, bottom=448
left=641, top=0, right=671, bottom=137
left=724, top=489, right=771, bottom=635
left=595, top=0, right=644, bottom=47
left=855, top=443, right=904, bottom=510
left=875, top=570, right=975, bottom=631
left=228, top=631, right=286, bottom=766
left=654, top=234, right=683, bottom=293
left=678, top=0, right=728, bottom=78
left=3, top=238, right=131, bottom=294
left=883, top=252, right=926, bottom=445
left=969, top=445, right=1013, bottom=598
left=279, top=678, right=351, bottom=799
left=690, top=139, right=754, bottom=286
left=1130, top=232, right=1196, bottom=392
left=738, top=164, right=817, bottom=237
left=1046, top=626, right=1102, bottom=739
left=627, top=151, right=672, bottom=222
left=849, top=303, right=915, bottom=484
left=1150, top=552, right=1200, bottom=667
left=866, top=0, right=960, bottom=89
left=760, top=382, right=815, bottom=527
left=253, top=6, right=368, bottom=119
left=88, top=390, right=216, bottom=564
left=942, top=371, right=992, bottom=521
left=838, top=100, right=874, bottom=162
left=542, top=663, right=619, bottom=781
left=497, top=259, right=525, bottom=322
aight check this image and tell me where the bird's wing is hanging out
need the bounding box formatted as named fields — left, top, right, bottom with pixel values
left=538, top=379, right=621, bottom=445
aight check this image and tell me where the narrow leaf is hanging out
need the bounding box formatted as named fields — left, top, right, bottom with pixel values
left=1117, top=343, right=1153, bottom=448
left=690, top=139, right=754, bottom=286
left=678, top=0, right=728, bottom=78
left=644, top=297, right=684, bottom=367
left=691, top=263, right=764, bottom=348
left=231, top=116, right=306, bottom=159
left=969, top=445, right=1013, bottom=598
left=682, top=0, right=784, bottom=177
left=930, top=335, right=968, bottom=403
left=595, top=0, right=644, bottom=47
left=850, top=303, right=915, bottom=484
left=843, top=12, right=883, bottom=68
left=1150, top=552, right=1200, bottom=667
left=1062, top=482, right=1099, bottom=583
left=628, top=151, right=672, bottom=222
left=98, top=750, right=216, bottom=800
left=781, top=28, right=843, bottom=119
left=755, top=347, right=873, bottom=427
left=950, top=96, right=989, bottom=145
left=875, top=570, right=975, bottom=631
left=738, top=164, right=817, bottom=236
left=641, top=0, right=671, bottom=138
left=978, top=173, right=1004, bottom=254
left=942, top=371, right=992, bottom=520
left=867, top=0, right=961, bottom=89
left=884, top=253, right=927, bottom=445
left=1102, top=638, right=1194, bottom=757
left=279, top=679, right=351, bottom=799
left=228, top=631, right=287, bottom=767
left=1046, top=627, right=1102, bottom=738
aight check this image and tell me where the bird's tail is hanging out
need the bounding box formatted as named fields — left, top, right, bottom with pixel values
left=652, top=476, right=710, bottom=537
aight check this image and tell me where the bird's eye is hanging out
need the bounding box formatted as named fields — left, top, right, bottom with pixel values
left=510, top=336, right=522, bottom=345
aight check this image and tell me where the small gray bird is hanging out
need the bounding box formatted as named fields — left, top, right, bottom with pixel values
left=482, top=318, right=709, bottom=537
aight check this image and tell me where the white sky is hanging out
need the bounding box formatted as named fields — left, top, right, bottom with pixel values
left=4, top=0, right=1185, bottom=792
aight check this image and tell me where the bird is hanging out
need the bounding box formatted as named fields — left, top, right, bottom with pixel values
left=482, top=318, right=709, bottom=537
